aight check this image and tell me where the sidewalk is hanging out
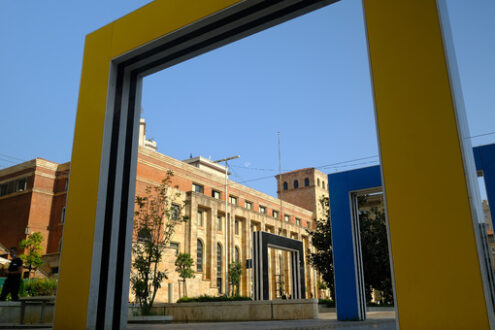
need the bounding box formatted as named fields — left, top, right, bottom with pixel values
left=127, top=311, right=396, bottom=330
left=0, top=311, right=396, bottom=329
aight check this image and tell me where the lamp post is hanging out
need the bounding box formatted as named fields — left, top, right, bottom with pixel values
left=214, top=155, right=240, bottom=296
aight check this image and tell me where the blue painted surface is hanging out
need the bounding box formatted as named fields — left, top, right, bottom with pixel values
left=329, top=165, right=381, bottom=321
left=328, top=143, right=495, bottom=321
left=474, top=144, right=495, bottom=221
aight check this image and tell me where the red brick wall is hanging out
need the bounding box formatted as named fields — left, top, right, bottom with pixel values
left=0, top=153, right=315, bottom=257
left=136, top=151, right=313, bottom=225
left=0, top=192, right=31, bottom=250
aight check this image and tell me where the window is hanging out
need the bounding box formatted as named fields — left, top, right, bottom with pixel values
left=317, top=178, right=320, bottom=187
left=229, top=195, right=238, bottom=205
left=170, top=242, right=180, bottom=255
left=272, top=210, right=279, bottom=219
left=245, top=201, right=252, bottom=210
left=284, top=214, right=290, bottom=222
left=137, top=228, right=151, bottom=242
left=296, top=218, right=301, bottom=226
left=212, top=190, right=221, bottom=199
left=294, top=180, right=299, bottom=189
left=283, top=181, right=288, bottom=190
left=171, top=204, right=180, bottom=220
left=322, top=181, right=326, bottom=189
left=259, top=206, right=266, bottom=214
left=61, top=207, right=66, bottom=223
left=197, top=210, right=203, bottom=226
left=0, top=183, right=8, bottom=196
left=197, top=239, right=203, bottom=272
left=51, top=267, right=59, bottom=274
left=15, top=178, right=27, bottom=192
left=217, top=215, right=222, bottom=231
left=65, top=179, right=69, bottom=191
left=235, top=219, right=239, bottom=235
left=306, top=221, right=311, bottom=229
left=304, top=178, right=310, bottom=187
left=193, top=183, right=204, bottom=193
left=217, top=243, right=222, bottom=293
left=235, top=246, right=240, bottom=262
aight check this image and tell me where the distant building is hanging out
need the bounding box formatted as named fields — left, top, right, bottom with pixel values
left=275, top=167, right=329, bottom=223
left=0, top=119, right=325, bottom=300
left=482, top=200, right=495, bottom=268
left=0, top=158, right=68, bottom=276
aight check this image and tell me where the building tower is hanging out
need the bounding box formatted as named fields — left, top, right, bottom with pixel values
left=276, top=168, right=329, bottom=222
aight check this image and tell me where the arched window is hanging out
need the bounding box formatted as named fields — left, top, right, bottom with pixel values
left=197, top=239, right=203, bottom=272
left=217, top=243, right=223, bottom=293
left=235, top=246, right=240, bottom=262
left=294, top=180, right=299, bottom=189
left=322, top=181, right=326, bottom=189
left=304, top=178, right=310, bottom=187
left=317, top=178, right=320, bottom=187
left=283, top=181, right=288, bottom=190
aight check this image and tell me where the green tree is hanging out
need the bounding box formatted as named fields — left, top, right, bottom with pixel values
left=20, top=232, right=44, bottom=279
left=307, top=197, right=335, bottom=300
left=308, top=195, right=393, bottom=304
left=175, top=253, right=194, bottom=297
left=358, top=195, right=393, bottom=304
left=228, top=261, right=242, bottom=296
left=131, top=170, right=188, bottom=315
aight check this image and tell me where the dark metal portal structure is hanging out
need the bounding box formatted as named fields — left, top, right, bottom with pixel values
left=252, top=231, right=306, bottom=300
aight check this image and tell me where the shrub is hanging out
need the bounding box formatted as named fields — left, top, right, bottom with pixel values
left=176, top=294, right=252, bottom=303
left=23, top=278, right=57, bottom=296
left=367, top=301, right=394, bottom=307
left=318, top=298, right=335, bottom=307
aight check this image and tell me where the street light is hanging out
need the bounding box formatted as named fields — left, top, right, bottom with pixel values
left=214, top=155, right=240, bottom=296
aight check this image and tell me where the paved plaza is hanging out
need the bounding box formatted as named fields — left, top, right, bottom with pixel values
left=127, top=311, right=396, bottom=330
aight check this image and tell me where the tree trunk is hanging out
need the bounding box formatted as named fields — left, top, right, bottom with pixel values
left=183, top=279, right=187, bottom=297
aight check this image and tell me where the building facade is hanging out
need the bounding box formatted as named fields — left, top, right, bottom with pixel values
left=275, top=168, right=329, bottom=223
left=0, top=120, right=325, bottom=301
left=0, top=158, right=68, bottom=276
left=134, top=146, right=319, bottom=301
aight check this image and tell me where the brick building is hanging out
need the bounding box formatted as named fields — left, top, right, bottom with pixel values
left=0, top=120, right=327, bottom=300
left=276, top=167, right=329, bottom=222
left=0, top=158, right=68, bottom=275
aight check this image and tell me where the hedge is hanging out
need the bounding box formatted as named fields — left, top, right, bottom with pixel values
left=177, top=294, right=252, bottom=303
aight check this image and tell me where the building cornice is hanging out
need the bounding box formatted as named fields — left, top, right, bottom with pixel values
left=138, top=148, right=313, bottom=217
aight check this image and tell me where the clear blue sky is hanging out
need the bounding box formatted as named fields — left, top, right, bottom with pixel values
left=1, top=0, right=494, bottom=197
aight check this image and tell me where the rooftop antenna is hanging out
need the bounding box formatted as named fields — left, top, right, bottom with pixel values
left=278, top=132, right=284, bottom=228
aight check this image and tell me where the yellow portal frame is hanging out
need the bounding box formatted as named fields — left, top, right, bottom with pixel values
left=54, top=1, right=495, bottom=329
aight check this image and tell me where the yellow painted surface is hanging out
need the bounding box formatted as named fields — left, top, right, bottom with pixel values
left=54, top=1, right=242, bottom=329
left=363, top=1, right=490, bottom=329
left=54, top=26, right=114, bottom=330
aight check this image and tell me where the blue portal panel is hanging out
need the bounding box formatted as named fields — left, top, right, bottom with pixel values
left=329, top=165, right=381, bottom=321
left=474, top=144, right=495, bottom=221
left=328, top=143, right=495, bottom=322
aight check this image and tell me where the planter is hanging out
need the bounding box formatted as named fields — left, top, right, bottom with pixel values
left=318, top=306, right=336, bottom=313
left=128, top=315, right=173, bottom=324
left=129, top=299, right=318, bottom=322
left=0, top=301, right=54, bottom=324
